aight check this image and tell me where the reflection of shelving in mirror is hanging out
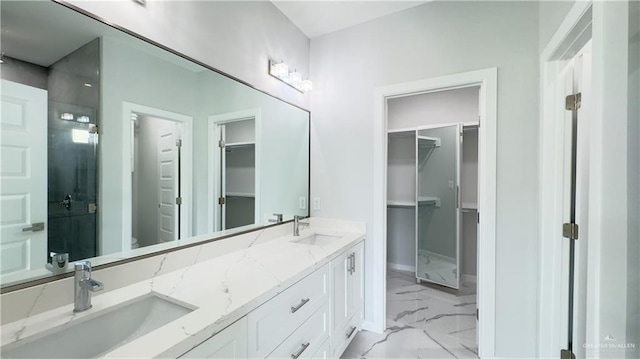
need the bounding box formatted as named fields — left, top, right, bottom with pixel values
left=224, top=142, right=255, bottom=149
left=418, top=196, right=441, bottom=207
left=226, top=192, right=255, bottom=198
left=462, top=202, right=477, bottom=212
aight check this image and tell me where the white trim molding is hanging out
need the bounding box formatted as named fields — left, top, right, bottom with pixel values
left=372, top=68, right=498, bottom=358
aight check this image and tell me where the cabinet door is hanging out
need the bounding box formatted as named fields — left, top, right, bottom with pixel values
left=180, top=317, right=247, bottom=359
left=331, top=251, right=349, bottom=333
left=349, top=241, right=365, bottom=315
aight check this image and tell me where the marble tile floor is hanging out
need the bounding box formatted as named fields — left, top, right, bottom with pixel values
left=341, top=270, right=478, bottom=359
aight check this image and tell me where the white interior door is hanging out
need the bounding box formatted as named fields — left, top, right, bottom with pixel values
left=0, top=80, right=48, bottom=275
left=219, top=125, right=227, bottom=230
left=157, top=123, right=179, bottom=243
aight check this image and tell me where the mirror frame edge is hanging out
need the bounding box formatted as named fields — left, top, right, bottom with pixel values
left=0, top=0, right=312, bottom=294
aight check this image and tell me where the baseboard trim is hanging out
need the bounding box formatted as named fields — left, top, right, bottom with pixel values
left=387, top=262, right=415, bottom=272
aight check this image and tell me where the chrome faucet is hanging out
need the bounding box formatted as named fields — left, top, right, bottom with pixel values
left=293, top=215, right=309, bottom=236
left=74, top=261, right=103, bottom=312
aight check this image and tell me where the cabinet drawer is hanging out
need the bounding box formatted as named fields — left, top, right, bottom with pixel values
left=248, top=264, right=329, bottom=358
left=310, top=337, right=330, bottom=359
left=180, top=317, right=248, bottom=359
left=267, top=302, right=329, bottom=359
left=331, top=307, right=363, bottom=358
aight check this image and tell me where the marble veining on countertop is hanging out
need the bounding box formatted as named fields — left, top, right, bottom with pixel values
left=0, top=223, right=365, bottom=358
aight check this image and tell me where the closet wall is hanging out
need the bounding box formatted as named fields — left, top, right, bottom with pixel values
left=386, top=87, right=479, bottom=282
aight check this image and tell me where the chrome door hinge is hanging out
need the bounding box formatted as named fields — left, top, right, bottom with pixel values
left=563, top=223, right=579, bottom=240
left=175, top=197, right=182, bottom=205
left=565, top=93, right=582, bottom=111
left=176, top=139, right=182, bottom=147
left=218, top=197, right=226, bottom=205
left=88, top=124, right=98, bottom=134
left=476, top=308, right=479, bottom=320
left=218, top=140, right=225, bottom=148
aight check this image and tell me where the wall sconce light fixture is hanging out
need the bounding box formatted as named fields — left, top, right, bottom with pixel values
left=269, top=60, right=312, bottom=93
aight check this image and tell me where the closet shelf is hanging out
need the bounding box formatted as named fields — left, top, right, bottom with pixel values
left=226, top=192, right=255, bottom=198
left=462, top=202, right=477, bottom=211
left=387, top=200, right=416, bottom=208
left=225, top=141, right=255, bottom=149
left=417, top=136, right=441, bottom=148
left=418, top=196, right=441, bottom=207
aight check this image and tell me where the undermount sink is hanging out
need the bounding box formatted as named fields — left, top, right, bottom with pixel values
left=2, top=295, right=193, bottom=358
left=293, top=233, right=342, bottom=246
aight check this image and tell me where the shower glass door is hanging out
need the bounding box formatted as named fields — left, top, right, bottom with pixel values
left=416, top=124, right=461, bottom=289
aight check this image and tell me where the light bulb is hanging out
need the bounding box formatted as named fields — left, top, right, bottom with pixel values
left=289, top=70, right=302, bottom=85
left=301, top=80, right=313, bottom=92
left=273, top=62, right=289, bottom=78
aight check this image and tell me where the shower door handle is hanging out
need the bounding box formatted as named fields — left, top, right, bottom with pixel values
left=23, top=222, right=45, bottom=232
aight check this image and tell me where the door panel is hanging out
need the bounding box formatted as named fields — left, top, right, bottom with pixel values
left=157, top=123, right=178, bottom=243
left=0, top=80, right=47, bottom=274
left=416, top=124, right=461, bottom=289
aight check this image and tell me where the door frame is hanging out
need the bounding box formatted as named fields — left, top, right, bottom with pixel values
left=371, top=67, right=498, bottom=358
left=538, top=0, right=633, bottom=356
left=121, top=102, right=193, bottom=251
left=538, top=2, right=593, bottom=357
left=207, top=108, right=262, bottom=233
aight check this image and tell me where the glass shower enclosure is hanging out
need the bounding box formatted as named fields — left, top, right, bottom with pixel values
left=416, top=124, right=461, bottom=289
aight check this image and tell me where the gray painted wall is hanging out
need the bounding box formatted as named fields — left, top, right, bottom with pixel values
left=539, top=1, right=576, bottom=53
left=0, top=57, right=48, bottom=90
left=388, top=86, right=479, bottom=130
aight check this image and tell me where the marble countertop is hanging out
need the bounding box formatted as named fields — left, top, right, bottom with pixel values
left=0, top=226, right=365, bottom=358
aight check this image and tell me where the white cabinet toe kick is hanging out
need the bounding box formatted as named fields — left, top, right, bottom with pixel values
left=179, top=240, right=365, bottom=359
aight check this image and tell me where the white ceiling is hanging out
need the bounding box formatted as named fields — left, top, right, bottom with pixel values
left=271, top=1, right=429, bottom=39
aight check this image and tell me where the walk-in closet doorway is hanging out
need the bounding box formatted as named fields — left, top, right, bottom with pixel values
left=371, top=68, right=498, bottom=358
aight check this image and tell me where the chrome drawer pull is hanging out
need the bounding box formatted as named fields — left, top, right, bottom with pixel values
left=290, top=298, right=310, bottom=313
left=291, top=342, right=310, bottom=359
left=346, top=326, right=357, bottom=339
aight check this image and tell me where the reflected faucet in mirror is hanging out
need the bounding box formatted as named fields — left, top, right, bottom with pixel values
left=46, top=252, right=69, bottom=275
left=268, top=213, right=284, bottom=224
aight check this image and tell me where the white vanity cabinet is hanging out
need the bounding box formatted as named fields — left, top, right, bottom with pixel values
left=178, top=239, right=364, bottom=359
left=330, top=241, right=365, bottom=357
left=248, top=264, right=329, bottom=358
left=180, top=317, right=248, bottom=359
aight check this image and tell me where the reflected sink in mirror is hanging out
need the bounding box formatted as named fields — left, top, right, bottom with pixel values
left=1, top=296, right=193, bottom=358
left=293, top=233, right=343, bottom=247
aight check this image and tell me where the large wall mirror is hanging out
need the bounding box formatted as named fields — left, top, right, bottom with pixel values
left=0, top=1, right=310, bottom=289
